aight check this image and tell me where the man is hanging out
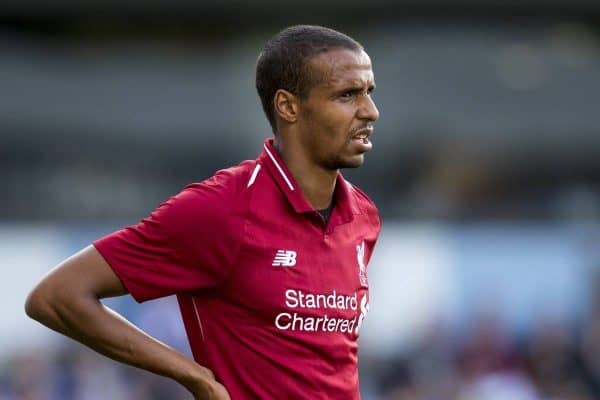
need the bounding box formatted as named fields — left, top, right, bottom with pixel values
left=25, top=25, right=381, bottom=399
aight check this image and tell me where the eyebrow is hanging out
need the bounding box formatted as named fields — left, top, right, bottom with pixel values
left=335, top=82, right=376, bottom=93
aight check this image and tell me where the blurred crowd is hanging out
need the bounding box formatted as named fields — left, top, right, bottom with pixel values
left=1, top=275, right=599, bottom=400
left=0, top=298, right=192, bottom=400
left=374, top=274, right=600, bottom=400
left=0, top=345, right=190, bottom=400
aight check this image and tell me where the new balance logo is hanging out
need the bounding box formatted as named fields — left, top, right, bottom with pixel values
left=272, top=250, right=297, bottom=267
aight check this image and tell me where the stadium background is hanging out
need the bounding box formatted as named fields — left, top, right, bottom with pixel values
left=2, top=1, right=600, bottom=399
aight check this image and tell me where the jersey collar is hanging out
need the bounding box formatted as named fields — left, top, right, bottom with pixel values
left=258, top=138, right=361, bottom=224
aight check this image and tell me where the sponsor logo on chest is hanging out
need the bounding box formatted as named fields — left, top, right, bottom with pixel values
left=272, top=249, right=297, bottom=267
left=267, top=243, right=370, bottom=335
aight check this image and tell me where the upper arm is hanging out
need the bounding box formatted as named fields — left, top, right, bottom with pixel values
left=92, top=179, right=244, bottom=302
left=25, top=245, right=128, bottom=318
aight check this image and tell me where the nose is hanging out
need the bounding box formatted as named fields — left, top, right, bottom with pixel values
left=357, top=94, right=379, bottom=122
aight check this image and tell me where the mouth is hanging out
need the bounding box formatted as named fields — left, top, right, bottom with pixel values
left=350, top=126, right=374, bottom=152
left=351, top=126, right=373, bottom=144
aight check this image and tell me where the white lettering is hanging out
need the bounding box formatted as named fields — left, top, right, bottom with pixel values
left=276, top=289, right=366, bottom=335
left=283, top=289, right=357, bottom=311
left=285, top=290, right=298, bottom=308
left=306, top=294, right=316, bottom=308
left=348, top=317, right=356, bottom=333
left=326, top=317, right=337, bottom=332
left=326, top=292, right=337, bottom=308
left=314, top=317, right=323, bottom=331
left=298, top=291, right=306, bottom=308
left=275, top=312, right=291, bottom=330
left=349, top=292, right=357, bottom=310
left=304, top=317, right=315, bottom=331
left=339, top=319, right=350, bottom=332
left=291, top=312, right=303, bottom=331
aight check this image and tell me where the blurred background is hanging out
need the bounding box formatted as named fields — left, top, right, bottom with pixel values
left=2, top=0, right=600, bottom=399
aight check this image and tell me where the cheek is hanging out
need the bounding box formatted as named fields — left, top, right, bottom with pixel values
left=318, top=118, right=349, bottom=153
left=304, top=103, right=355, bottom=150
left=320, top=107, right=354, bottom=138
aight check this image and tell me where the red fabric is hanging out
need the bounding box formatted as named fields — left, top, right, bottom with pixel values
left=94, top=138, right=381, bottom=399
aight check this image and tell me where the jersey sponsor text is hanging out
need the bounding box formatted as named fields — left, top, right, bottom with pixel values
left=274, top=289, right=368, bottom=334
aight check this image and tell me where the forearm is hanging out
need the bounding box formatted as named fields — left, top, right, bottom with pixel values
left=28, top=292, right=210, bottom=395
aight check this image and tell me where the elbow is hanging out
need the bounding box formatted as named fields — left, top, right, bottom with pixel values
left=25, top=284, right=52, bottom=322
left=25, top=277, right=96, bottom=331
left=25, top=279, right=69, bottom=327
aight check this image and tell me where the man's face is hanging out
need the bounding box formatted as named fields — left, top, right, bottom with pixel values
left=296, top=48, right=379, bottom=170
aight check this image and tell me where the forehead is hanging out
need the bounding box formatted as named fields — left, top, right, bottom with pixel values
left=307, top=49, right=374, bottom=89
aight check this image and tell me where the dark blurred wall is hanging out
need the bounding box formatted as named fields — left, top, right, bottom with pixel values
left=1, top=6, right=600, bottom=222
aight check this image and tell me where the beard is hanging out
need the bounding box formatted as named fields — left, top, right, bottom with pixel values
left=323, top=145, right=366, bottom=170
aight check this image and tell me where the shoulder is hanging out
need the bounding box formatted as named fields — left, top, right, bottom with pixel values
left=346, top=180, right=381, bottom=230
left=189, top=159, right=256, bottom=192
left=177, top=160, right=257, bottom=204
left=154, top=160, right=256, bottom=227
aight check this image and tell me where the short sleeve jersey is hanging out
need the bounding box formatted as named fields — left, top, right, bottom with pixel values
left=94, top=138, right=381, bottom=399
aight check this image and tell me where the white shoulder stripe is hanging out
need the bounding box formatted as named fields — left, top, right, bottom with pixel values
left=263, top=144, right=294, bottom=191
left=247, top=163, right=261, bottom=187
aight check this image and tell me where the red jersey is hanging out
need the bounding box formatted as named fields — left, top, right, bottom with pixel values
left=94, top=138, right=381, bottom=399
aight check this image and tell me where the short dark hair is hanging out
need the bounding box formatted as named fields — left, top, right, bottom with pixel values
left=255, top=25, right=363, bottom=132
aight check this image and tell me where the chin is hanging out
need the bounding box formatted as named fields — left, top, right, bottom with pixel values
left=337, top=155, right=365, bottom=169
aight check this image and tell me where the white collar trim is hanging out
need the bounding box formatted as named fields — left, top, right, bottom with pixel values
left=264, top=144, right=295, bottom=191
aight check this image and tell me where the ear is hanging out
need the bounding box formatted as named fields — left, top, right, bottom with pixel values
left=273, top=89, right=299, bottom=125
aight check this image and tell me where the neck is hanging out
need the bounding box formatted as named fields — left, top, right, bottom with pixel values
left=273, top=137, right=337, bottom=210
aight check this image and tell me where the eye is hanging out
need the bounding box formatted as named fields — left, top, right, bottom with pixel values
left=340, top=90, right=355, bottom=99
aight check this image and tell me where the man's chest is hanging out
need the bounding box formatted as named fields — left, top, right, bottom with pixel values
left=222, top=213, right=371, bottom=333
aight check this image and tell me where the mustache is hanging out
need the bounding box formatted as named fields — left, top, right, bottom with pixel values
left=350, top=124, right=374, bottom=135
